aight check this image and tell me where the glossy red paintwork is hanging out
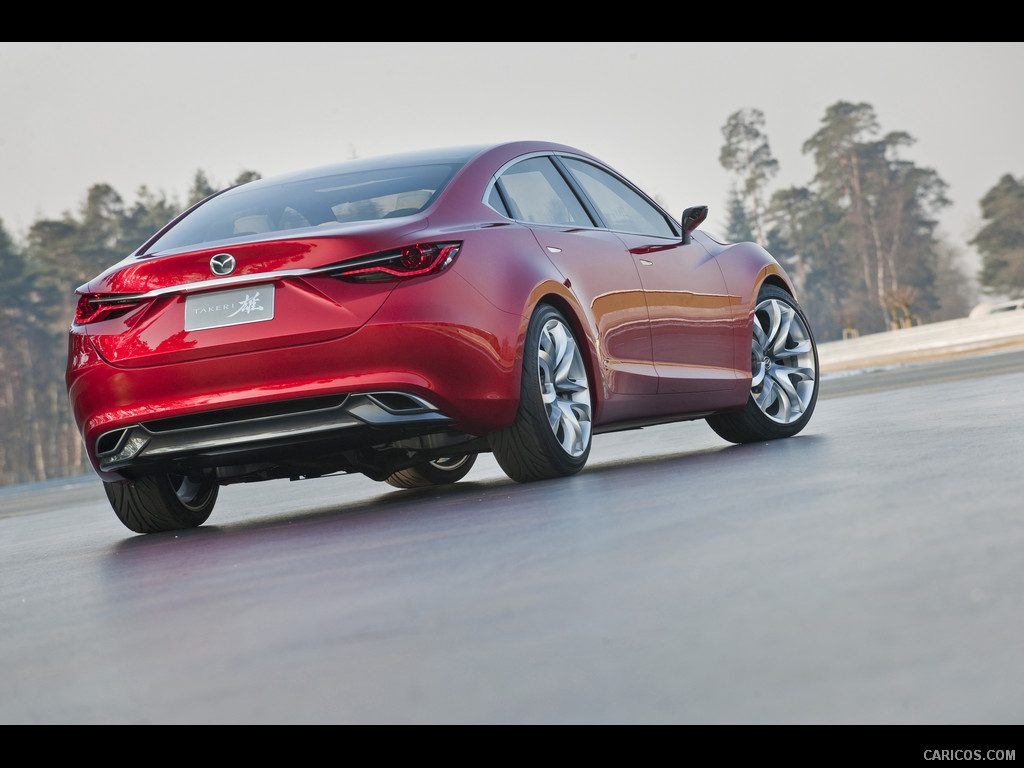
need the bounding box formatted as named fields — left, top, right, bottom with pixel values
left=66, top=140, right=795, bottom=481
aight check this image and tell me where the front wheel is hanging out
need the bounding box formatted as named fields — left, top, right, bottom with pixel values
left=104, top=473, right=218, bottom=534
left=489, top=304, right=593, bottom=482
left=706, top=284, right=819, bottom=444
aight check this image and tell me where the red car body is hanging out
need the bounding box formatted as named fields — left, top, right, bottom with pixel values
left=66, top=141, right=818, bottom=533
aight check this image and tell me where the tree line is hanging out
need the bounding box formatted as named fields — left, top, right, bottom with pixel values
left=2, top=100, right=1022, bottom=486
left=720, top=101, right=1022, bottom=339
left=0, top=170, right=258, bottom=486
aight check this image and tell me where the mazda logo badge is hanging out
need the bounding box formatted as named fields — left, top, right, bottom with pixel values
left=210, top=253, right=236, bottom=276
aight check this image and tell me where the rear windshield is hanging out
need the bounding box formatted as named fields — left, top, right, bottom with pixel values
left=144, top=162, right=461, bottom=254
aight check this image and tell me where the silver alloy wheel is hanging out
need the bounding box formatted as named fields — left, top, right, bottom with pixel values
left=751, top=296, right=817, bottom=424
left=537, top=317, right=592, bottom=457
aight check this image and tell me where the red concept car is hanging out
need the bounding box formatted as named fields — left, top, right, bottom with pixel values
left=66, top=141, right=819, bottom=534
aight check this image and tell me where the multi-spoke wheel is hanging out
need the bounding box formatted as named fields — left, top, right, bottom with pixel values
left=489, top=304, right=593, bottom=481
left=104, top=472, right=218, bottom=534
left=707, top=284, right=818, bottom=443
left=385, top=454, right=478, bottom=488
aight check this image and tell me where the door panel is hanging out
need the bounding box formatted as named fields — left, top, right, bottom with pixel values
left=616, top=234, right=740, bottom=393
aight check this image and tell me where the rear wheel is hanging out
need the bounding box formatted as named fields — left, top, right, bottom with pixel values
left=104, top=473, right=218, bottom=534
left=489, top=304, right=592, bottom=482
left=706, top=284, right=819, bottom=443
left=385, top=454, right=477, bottom=488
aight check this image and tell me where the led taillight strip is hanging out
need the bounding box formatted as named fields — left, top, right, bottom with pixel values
left=71, top=241, right=463, bottom=324
left=74, top=294, right=146, bottom=325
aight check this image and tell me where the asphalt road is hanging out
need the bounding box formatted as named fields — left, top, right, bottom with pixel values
left=2, top=351, right=1023, bottom=724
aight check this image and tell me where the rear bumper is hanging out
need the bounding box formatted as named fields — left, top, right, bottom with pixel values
left=67, top=292, right=526, bottom=480
left=96, top=391, right=451, bottom=472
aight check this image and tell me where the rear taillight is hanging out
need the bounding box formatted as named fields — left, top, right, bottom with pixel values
left=332, top=242, right=461, bottom=282
left=74, top=294, right=143, bottom=325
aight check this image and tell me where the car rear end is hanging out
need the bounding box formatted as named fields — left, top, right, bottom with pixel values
left=66, top=151, right=524, bottom=486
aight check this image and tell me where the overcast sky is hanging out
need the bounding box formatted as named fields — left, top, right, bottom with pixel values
left=2, top=42, right=1021, bottom=270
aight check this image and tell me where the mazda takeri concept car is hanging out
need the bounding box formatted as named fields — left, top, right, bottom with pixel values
left=66, top=140, right=819, bottom=533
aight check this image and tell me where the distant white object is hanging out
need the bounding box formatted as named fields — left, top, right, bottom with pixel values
left=969, top=299, right=1024, bottom=318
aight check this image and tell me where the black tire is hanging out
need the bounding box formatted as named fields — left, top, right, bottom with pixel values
left=489, top=304, right=593, bottom=482
left=706, top=284, right=819, bottom=444
left=385, top=454, right=477, bottom=488
left=104, top=473, right=218, bottom=534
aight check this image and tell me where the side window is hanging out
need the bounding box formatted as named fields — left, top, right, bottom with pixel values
left=561, top=157, right=676, bottom=237
left=494, top=157, right=593, bottom=227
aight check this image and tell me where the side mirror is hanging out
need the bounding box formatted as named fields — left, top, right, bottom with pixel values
left=681, top=205, right=708, bottom=245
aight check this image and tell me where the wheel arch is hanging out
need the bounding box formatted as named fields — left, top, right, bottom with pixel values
left=758, top=271, right=794, bottom=297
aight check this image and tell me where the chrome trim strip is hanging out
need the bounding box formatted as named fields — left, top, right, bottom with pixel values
left=86, top=254, right=399, bottom=304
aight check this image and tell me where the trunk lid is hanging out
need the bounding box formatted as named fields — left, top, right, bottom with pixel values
left=80, top=222, right=423, bottom=368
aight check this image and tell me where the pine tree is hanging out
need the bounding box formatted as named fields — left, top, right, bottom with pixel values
left=719, top=108, right=778, bottom=248
left=973, top=174, right=1024, bottom=296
